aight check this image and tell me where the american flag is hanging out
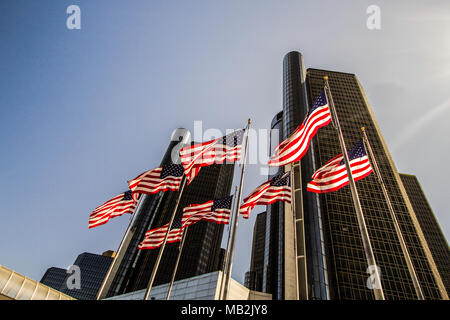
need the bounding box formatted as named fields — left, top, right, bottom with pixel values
left=128, top=163, right=184, bottom=195
left=138, top=217, right=185, bottom=250
left=138, top=196, right=234, bottom=250
left=306, top=140, right=373, bottom=193
left=268, top=90, right=331, bottom=167
left=239, top=172, right=292, bottom=219
left=182, top=195, right=233, bottom=225
left=89, top=190, right=139, bottom=229
left=180, top=129, right=245, bottom=184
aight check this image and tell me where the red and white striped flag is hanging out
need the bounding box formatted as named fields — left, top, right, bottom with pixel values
left=89, top=191, right=139, bottom=229
left=138, top=196, right=233, bottom=250
left=182, top=195, right=233, bottom=225
left=239, top=172, right=291, bottom=219
left=128, top=163, right=184, bottom=195
left=307, top=140, right=373, bottom=193
left=180, top=129, right=244, bottom=184
left=138, top=217, right=186, bottom=250
left=268, top=90, right=331, bottom=167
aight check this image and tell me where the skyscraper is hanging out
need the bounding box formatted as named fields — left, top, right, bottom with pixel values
left=307, top=67, right=446, bottom=299
left=40, top=267, right=68, bottom=291
left=101, top=129, right=235, bottom=298
left=40, top=251, right=114, bottom=300
left=263, top=111, right=290, bottom=299
left=263, top=53, right=329, bottom=300
left=400, top=173, right=450, bottom=294
left=259, top=51, right=448, bottom=300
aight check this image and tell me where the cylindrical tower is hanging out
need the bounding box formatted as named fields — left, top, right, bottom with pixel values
left=105, top=128, right=235, bottom=297
left=263, top=111, right=284, bottom=299
left=282, top=51, right=330, bottom=300
left=103, top=129, right=191, bottom=298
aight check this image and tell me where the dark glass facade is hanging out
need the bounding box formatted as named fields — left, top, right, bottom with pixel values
left=41, top=252, right=113, bottom=300
left=40, top=267, right=67, bottom=291
left=120, top=164, right=234, bottom=293
left=263, top=111, right=285, bottom=299
left=306, top=68, right=446, bottom=299
left=257, top=51, right=447, bottom=300
left=265, top=52, right=329, bottom=300
left=105, top=130, right=235, bottom=297
left=287, top=53, right=330, bottom=300
left=282, top=52, right=308, bottom=137
left=61, top=252, right=113, bottom=300
left=400, top=174, right=450, bottom=295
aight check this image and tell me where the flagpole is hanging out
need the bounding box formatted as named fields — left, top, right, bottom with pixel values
left=218, top=186, right=238, bottom=300
left=143, top=176, right=187, bottom=300
left=222, top=119, right=251, bottom=300
left=96, top=194, right=145, bottom=300
left=323, top=76, right=385, bottom=300
left=289, top=167, right=300, bottom=300
left=361, top=127, right=424, bottom=300
left=165, top=226, right=189, bottom=300
left=218, top=188, right=236, bottom=299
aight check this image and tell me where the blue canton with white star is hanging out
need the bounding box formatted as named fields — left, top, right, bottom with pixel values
left=170, top=217, right=183, bottom=230
left=121, top=190, right=133, bottom=201
left=339, top=140, right=367, bottom=165
left=304, top=90, right=327, bottom=123
left=221, top=129, right=244, bottom=147
left=160, top=163, right=184, bottom=179
left=211, top=195, right=233, bottom=211
left=270, top=172, right=291, bottom=187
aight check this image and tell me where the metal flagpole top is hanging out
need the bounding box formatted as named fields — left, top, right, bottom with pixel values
left=222, top=118, right=251, bottom=300
left=361, top=128, right=424, bottom=299
left=324, top=83, right=385, bottom=300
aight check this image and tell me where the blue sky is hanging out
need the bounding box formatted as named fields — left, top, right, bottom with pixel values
left=1, top=0, right=449, bottom=285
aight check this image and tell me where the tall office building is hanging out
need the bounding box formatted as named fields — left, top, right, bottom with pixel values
left=400, top=174, right=450, bottom=293
left=263, top=110, right=302, bottom=300
left=307, top=68, right=446, bottom=299
left=101, top=129, right=235, bottom=298
left=259, top=51, right=448, bottom=300
left=40, top=251, right=114, bottom=300
left=40, top=267, right=68, bottom=291
left=262, top=53, right=329, bottom=300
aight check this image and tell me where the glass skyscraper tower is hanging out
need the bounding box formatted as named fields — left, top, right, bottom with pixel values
left=40, top=251, right=114, bottom=300
left=400, top=173, right=450, bottom=294
left=258, top=51, right=448, bottom=300
left=100, top=129, right=235, bottom=298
